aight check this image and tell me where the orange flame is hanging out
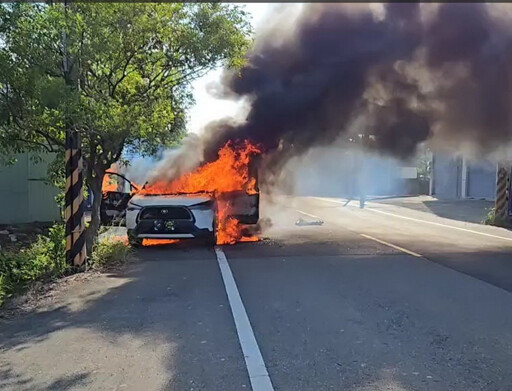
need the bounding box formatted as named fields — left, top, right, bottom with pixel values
left=142, top=140, right=261, bottom=195
left=142, top=239, right=180, bottom=246
left=102, top=172, right=118, bottom=193
left=102, top=166, right=140, bottom=196
left=142, top=140, right=261, bottom=245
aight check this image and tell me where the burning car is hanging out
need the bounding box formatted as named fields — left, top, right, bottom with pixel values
left=125, top=193, right=216, bottom=246
left=101, top=141, right=261, bottom=247
left=125, top=190, right=259, bottom=247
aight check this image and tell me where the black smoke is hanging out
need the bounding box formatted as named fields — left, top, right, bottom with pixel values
left=203, top=3, right=512, bottom=160
left=151, top=3, right=512, bottom=184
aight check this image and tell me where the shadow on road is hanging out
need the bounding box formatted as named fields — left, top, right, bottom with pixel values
left=373, top=196, right=494, bottom=225
left=0, top=244, right=247, bottom=391
left=1, top=233, right=512, bottom=390
left=0, top=360, right=90, bottom=391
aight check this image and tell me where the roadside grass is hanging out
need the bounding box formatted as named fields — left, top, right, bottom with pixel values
left=483, top=207, right=496, bottom=225
left=0, top=226, right=132, bottom=307
left=90, top=238, right=131, bottom=269
left=0, top=224, right=67, bottom=306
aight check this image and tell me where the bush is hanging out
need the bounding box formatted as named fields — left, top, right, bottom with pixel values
left=90, top=239, right=131, bottom=269
left=0, top=275, right=7, bottom=305
left=0, top=223, right=67, bottom=306
left=484, top=207, right=496, bottom=225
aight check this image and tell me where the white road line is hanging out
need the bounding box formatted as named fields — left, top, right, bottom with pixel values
left=315, top=197, right=512, bottom=243
left=296, top=209, right=321, bottom=219
left=366, top=207, right=512, bottom=243
left=214, top=247, right=274, bottom=391
left=312, top=196, right=348, bottom=205
left=360, top=234, right=423, bottom=258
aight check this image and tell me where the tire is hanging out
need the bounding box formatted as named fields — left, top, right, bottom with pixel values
left=202, top=219, right=217, bottom=247
left=129, top=238, right=143, bottom=248
left=211, top=218, right=218, bottom=246
left=127, top=230, right=142, bottom=248
left=205, top=232, right=217, bottom=247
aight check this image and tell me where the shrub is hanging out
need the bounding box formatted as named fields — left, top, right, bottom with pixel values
left=21, top=225, right=67, bottom=280
left=0, top=275, right=6, bottom=305
left=0, top=223, right=67, bottom=306
left=484, top=207, right=496, bottom=225
left=90, top=239, right=131, bottom=269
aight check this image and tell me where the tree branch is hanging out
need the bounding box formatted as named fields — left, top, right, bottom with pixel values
left=110, top=51, right=136, bottom=98
left=1, top=95, right=63, bottom=152
left=7, top=137, right=54, bottom=153
left=34, top=128, right=65, bottom=150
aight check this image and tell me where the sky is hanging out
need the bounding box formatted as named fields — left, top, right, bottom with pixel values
left=187, top=3, right=271, bottom=135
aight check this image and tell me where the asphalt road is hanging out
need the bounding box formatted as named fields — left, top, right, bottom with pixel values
left=2, top=196, right=512, bottom=390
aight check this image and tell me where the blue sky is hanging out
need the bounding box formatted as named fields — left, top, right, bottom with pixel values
left=187, top=3, right=271, bottom=134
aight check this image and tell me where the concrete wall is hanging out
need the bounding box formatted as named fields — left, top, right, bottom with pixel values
left=0, top=154, right=61, bottom=224
left=466, top=160, right=496, bottom=200
left=432, top=154, right=461, bottom=199
left=432, top=153, right=497, bottom=200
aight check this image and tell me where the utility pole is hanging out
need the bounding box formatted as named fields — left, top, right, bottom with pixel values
left=63, top=1, right=86, bottom=266
left=495, top=163, right=512, bottom=228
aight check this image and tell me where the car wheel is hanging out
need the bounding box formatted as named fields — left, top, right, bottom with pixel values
left=205, top=232, right=216, bottom=247
left=212, top=218, right=218, bottom=246
left=127, top=230, right=142, bottom=248
left=203, top=219, right=217, bottom=247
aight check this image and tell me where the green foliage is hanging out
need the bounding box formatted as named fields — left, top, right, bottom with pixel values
left=0, top=223, right=67, bottom=306
left=45, top=223, right=67, bottom=272
left=0, top=3, right=250, bottom=161
left=90, top=239, right=131, bottom=268
left=0, top=274, right=6, bottom=305
left=484, top=207, right=496, bottom=225
left=0, top=3, right=251, bottom=244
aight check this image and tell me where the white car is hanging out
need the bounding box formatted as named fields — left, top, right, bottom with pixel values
left=126, top=193, right=216, bottom=246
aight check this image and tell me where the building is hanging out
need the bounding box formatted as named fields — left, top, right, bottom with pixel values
left=0, top=153, right=61, bottom=224
left=284, top=146, right=422, bottom=198
left=430, top=154, right=497, bottom=200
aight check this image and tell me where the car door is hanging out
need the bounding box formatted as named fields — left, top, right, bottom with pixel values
left=218, top=191, right=259, bottom=224
left=101, top=172, right=139, bottom=225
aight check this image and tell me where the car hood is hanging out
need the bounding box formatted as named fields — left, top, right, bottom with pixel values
left=129, top=193, right=213, bottom=207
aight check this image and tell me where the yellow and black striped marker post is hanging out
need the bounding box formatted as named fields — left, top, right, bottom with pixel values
left=495, top=165, right=511, bottom=227
left=65, top=130, right=86, bottom=266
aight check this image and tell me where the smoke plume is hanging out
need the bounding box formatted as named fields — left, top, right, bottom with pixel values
left=151, top=3, right=512, bottom=183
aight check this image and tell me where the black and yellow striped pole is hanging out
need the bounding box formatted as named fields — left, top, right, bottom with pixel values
left=62, top=0, right=85, bottom=266
left=495, top=164, right=511, bottom=227
left=65, top=130, right=87, bottom=266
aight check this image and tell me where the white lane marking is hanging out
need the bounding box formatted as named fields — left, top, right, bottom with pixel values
left=360, top=234, right=423, bottom=258
left=296, top=209, right=321, bottom=219
left=312, top=196, right=348, bottom=205
left=214, top=247, right=274, bottom=391
left=366, top=208, right=512, bottom=243
left=315, top=197, right=512, bottom=243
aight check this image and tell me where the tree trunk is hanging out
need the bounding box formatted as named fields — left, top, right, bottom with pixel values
left=86, top=173, right=103, bottom=255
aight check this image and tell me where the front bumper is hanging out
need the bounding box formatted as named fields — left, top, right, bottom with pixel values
left=128, top=220, right=213, bottom=241
left=127, top=203, right=215, bottom=241
left=129, top=229, right=213, bottom=240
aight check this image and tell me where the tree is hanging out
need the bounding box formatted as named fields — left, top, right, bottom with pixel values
left=0, top=3, right=251, bottom=249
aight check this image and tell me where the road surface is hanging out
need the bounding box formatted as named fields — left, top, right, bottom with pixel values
left=2, top=196, right=512, bottom=391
